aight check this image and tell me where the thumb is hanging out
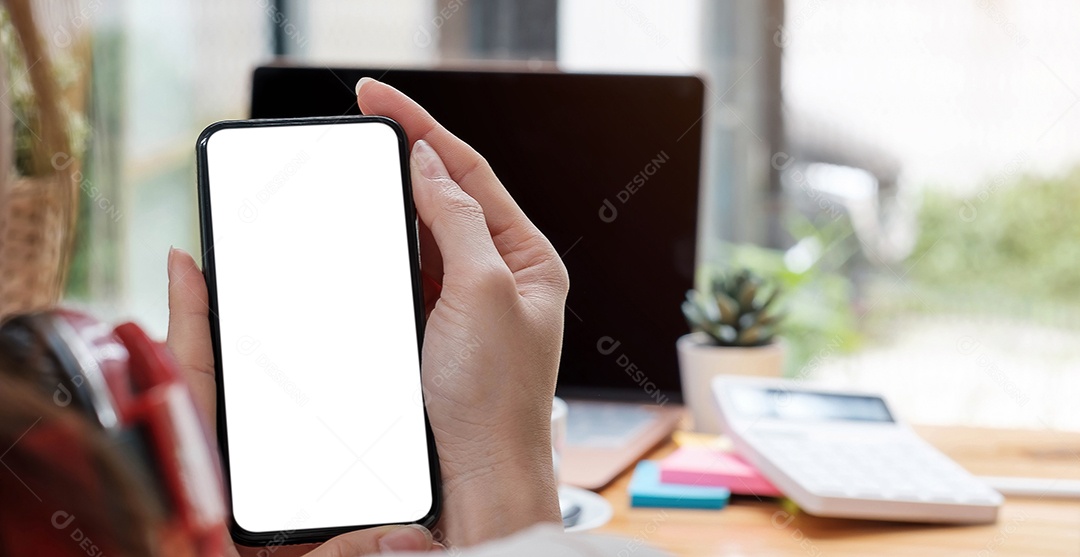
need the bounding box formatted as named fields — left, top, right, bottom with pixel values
left=166, top=247, right=217, bottom=426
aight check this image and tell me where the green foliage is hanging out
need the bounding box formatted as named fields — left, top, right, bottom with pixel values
left=910, top=168, right=1080, bottom=309
left=697, top=218, right=863, bottom=375
left=0, top=7, right=89, bottom=176
left=682, top=269, right=782, bottom=347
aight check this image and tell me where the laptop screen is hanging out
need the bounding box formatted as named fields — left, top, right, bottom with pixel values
left=251, top=67, right=704, bottom=404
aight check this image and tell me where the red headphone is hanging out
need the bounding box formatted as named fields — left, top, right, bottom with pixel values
left=0, top=309, right=225, bottom=555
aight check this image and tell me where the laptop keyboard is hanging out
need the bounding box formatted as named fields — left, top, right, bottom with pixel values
left=566, top=401, right=658, bottom=448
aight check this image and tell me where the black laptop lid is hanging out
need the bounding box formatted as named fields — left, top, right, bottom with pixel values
left=251, top=67, right=704, bottom=404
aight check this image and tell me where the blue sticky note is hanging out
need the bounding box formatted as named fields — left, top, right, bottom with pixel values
left=629, top=460, right=731, bottom=510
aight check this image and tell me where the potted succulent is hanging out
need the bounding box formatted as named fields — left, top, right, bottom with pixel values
left=677, top=269, right=785, bottom=433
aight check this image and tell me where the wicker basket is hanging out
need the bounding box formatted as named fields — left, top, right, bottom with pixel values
left=0, top=175, right=73, bottom=317
left=0, top=0, right=81, bottom=320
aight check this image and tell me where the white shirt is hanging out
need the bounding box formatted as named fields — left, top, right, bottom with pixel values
left=397, top=525, right=670, bottom=556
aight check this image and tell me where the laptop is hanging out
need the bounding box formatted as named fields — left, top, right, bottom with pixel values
left=250, top=66, right=705, bottom=489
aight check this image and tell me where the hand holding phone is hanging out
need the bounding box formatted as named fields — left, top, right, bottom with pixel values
left=354, top=78, right=570, bottom=547
left=172, top=78, right=570, bottom=550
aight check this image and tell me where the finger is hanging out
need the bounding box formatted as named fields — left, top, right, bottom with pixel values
left=303, top=525, right=434, bottom=556
left=166, top=247, right=216, bottom=425
left=411, top=140, right=518, bottom=305
left=356, top=77, right=521, bottom=230
left=356, top=78, right=560, bottom=281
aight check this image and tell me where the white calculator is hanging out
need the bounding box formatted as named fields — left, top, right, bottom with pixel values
left=711, top=376, right=1002, bottom=523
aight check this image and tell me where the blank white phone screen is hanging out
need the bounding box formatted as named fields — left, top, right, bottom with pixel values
left=204, top=121, right=432, bottom=534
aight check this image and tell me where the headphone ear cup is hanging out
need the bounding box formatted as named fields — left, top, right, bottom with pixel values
left=0, top=315, right=63, bottom=396
left=0, top=313, right=94, bottom=417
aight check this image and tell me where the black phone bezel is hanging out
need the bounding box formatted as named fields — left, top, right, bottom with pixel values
left=195, top=115, right=441, bottom=547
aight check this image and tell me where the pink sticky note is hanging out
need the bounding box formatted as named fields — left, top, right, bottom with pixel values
left=659, top=446, right=783, bottom=497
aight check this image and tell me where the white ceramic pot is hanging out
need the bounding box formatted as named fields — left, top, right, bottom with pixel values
left=677, top=332, right=785, bottom=434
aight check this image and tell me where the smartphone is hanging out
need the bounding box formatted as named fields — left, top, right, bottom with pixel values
left=196, top=116, right=439, bottom=545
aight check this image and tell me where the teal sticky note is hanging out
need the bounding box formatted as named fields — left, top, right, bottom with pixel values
left=629, top=460, right=731, bottom=510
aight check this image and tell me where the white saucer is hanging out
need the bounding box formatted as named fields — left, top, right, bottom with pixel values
left=559, top=485, right=614, bottom=532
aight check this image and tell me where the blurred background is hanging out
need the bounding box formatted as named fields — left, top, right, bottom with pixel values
left=13, top=0, right=1080, bottom=431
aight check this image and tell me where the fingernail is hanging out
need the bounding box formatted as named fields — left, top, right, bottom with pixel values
left=412, top=139, right=448, bottom=180
left=378, top=525, right=432, bottom=552
left=355, top=76, right=375, bottom=96
left=167, top=246, right=177, bottom=282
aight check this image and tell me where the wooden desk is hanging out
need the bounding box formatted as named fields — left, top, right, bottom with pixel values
left=597, top=426, right=1080, bottom=556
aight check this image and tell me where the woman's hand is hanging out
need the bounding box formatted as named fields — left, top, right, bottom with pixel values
left=167, top=77, right=568, bottom=551
left=356, top=78, right=568, bottom=546
left=168, top=251, right=438, bottom=557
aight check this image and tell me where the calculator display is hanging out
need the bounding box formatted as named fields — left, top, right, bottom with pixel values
left=730, top=387, right=894, bottom=423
